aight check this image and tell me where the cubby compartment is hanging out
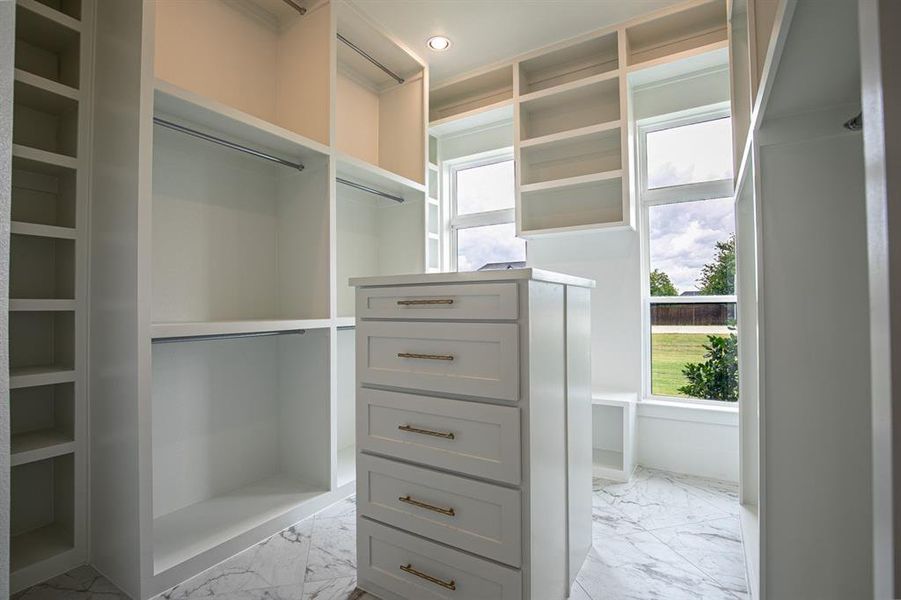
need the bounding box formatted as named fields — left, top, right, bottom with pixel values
left=32, top=0, right=81, bottom=20
left=520, top=124, right=622, bottom=186
left=336, top=5, right=425, bottom=183
left=626, top=0, right=727, bottom=66
left=13, top=71, right=79, bottom=158
left=429, top=65, right=513, bottom=123
left=10, top=234, right=74, bottom=300
left=591, top=394, right=636, bottom=482
left=336, top=183, right=425, bottom=318
left=151, top=329, right=331, bottom=574
left=519, top=76, right=620, bottom=141
left=336, top=328, right=356, bottom=488
left=11, top=156, right=76, bottom=229
left=518, top=32, right=619, bottom=95
left=11, top=383, right=75, bottom=466
left=151, top=118, right=330, bottom=325
left=11, top=454, right=75, bottom=572
left=153, top=0, right=331, bottom=145
left=15, top=0, right=81, bottom=89
left=9, top=311, right=74, bottom=381
left=520, top=177, right=624, bottom=234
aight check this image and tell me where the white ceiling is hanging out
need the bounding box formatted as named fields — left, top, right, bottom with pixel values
left=349, top=0, right=684, bottom=85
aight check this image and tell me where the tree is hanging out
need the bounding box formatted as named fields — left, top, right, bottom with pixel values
left=698, top=234, right=736, bottom=295
left=650, top=269, right=678, bottom=296
left=679, top=331, right=739, bottom=402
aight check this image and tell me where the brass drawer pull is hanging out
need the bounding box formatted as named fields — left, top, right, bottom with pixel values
left=400, top=563, right=457, bottom=591
left=398, top=495, right=456, bottom=516
left=397, top=299, right=454, bottom=306
left=397, top=352, right=454, bottom=361
left=397, top=424, right=455, bottom=440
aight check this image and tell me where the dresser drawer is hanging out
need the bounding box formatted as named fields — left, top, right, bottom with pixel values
left=357, top=283, right=518, bottom=320
left=357, top=321, right=519, bottom=401
left=358, top=454, right=522, bottom=567
left=358, top=518, right=522, bottom=600
left=358, top=388, right=521, bottom=484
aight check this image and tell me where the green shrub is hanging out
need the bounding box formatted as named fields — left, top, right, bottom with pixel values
left=678, top=332, right=739, bottom=402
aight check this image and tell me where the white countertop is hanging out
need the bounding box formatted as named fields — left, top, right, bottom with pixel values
left=349, top=268, right=596, bottom=288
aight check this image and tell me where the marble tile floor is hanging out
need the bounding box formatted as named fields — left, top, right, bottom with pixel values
left=14, top=467, right=747, bottom=600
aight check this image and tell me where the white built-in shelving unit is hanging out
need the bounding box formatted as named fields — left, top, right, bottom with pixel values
left=8, top=0, right=91, bottom=592
left=426, top=0, right=728, bottom=238
left=591, top=393, right=637, bottom=482
left=89, top=1, right=427, bottom=597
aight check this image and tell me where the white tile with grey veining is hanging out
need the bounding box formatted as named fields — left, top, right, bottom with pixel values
left=568, top=581, right=593, bottom=600
left=643, top=468, right=741, bottom=516
left=12, top=565, right=128, bottom=600
left=208, top=583, right=304, bottom=599
left=314, top=497, right=357, bottom=521
left=158, top=521, right=313, bottom=599
left=305, top=516, right=357, bottom=583
left=578, top=532, right=740, bottom=600
left=650, top=517, right=748, bottom=597
left=302, top=577, right=373, bottom=600
left=591, top=494, right=646, bottom=539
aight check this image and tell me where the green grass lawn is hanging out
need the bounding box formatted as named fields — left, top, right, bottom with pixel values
left=651, top=333, right=725, bottom=397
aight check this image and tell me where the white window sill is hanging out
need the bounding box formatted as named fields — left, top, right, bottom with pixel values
left=638, top=397, right=739, bottom=426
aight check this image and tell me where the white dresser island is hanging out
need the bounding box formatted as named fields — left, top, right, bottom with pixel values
left=351, top=269, right=594, bottom=600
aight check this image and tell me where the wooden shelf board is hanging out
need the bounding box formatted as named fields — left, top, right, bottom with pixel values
left=519, top=219, right=632, bottom=239
left=520, top=169, right=623, bottom=194
left=151, top=319, right=332, bottom=340
left=10, top=366, right=76, bottom=389
left=16, top=0, right=81, bottom=39
left=12, top=144, right=78, bottom=173
left=337, top=445, right=356, bottom=488
left=153, top=79, right=331, bottom=167
left=14, top=69, right=80, bottom=112
left=10, top=523, right=75, bottom=574
left=626, top=41, right=729, bottom=83
left=11, top=430, right=75, bottom=467
left=153, top=475, right=328, bottom=575
left=518, top=70, right=620, bottom=105
left=335, top=317, right=356, bottom=329
left=9, top=299, right=76, bottom=311
left=592, top=392, right=638, bottom=407
left=335, top=150, right=426, bottom=200
left=10, top=221, right=77, bottom=240
left=520, top=120, right=621, bottom=150
left=428, top=100, right=514, bottom=138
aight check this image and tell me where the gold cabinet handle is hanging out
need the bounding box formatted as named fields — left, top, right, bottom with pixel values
left=397, top=352, right=454, bottom=361
left=398, top=495, right=456, bottom=517
left=400, top=563, right=456, bottom=591
left=397, top=299, right=454, bottom=306
left=397, top=424, right=455, bottom=440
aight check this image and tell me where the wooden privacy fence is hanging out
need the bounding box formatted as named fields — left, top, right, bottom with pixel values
left=651, top=302, right=737, bottom=326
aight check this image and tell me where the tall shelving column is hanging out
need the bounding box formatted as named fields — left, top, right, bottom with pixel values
left=8, top=0, right=91, bottom=592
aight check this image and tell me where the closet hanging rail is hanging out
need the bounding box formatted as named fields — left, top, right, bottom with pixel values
left=281, top=0, right=307, bottom=16
left=337, top=33, right=405, bottom=85
left=152, top=329, right=307, bottom=345
left=337, top=177, right=405, bottom=203
left=153, top=117, right=305, bottom=172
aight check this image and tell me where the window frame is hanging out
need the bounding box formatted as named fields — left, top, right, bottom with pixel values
left=637, top=104, right=737, bottom=405
left=444, top=147, right=520, bottom=271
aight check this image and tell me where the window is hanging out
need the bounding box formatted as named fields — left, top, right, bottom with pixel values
left=447, top=150, right=525, bottom=272
left=640, top=110, right=737, bottom=403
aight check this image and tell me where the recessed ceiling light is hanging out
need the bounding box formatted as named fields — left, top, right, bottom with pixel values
left=427, top=36, right=451, bottom=51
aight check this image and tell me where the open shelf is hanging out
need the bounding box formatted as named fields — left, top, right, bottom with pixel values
left=11, top=151, right=76, bottom=228
left=11, top=382, right=75, bottom=469
left=9, top=311, right=74, bottom=388
left=593, top=448, right=625, bottom=472
left=151, top=319, right=331, bottom=341
left=520, top=176, right=624, bottom=234
left=152, top=328, right=331, bottom=574
left=520, top=170, right=622, bottom=194
left=518, top=31, right=619, bottom=95
left=11, top=220, right=76, bottom=240
left=13, top=67, right=79, bottom=158
left=30, top=0, right=81, bottom=21
left=335, top=4, right=426, bottom=184
left=153, top=0, right=331, bottom=145
left=519, top=75, right=620, bottom=141
left=10, top=299, right=75, bottom=311
left=152, top=110, right=330, bottom=323
left=10, top=234, right=74, bottom=300
left=591, top=392, right=637, bottom=482
left=520, top=124, right=621, bottom=186
left=429, top=101, right=514, bottom=139
left=11, top=453, right=75, bottom=573
left=335, top=150, right=427, bottom=199
left=15, top=0, right=81, bottom=89
left=430, top=65, right=513, bottom=123
left=10, top=366, right=76, bottom=390
left=12, top=144, right=77, bottom=173
left=626, top=0, right=727, bottom=67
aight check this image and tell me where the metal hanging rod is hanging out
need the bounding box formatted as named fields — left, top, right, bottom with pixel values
left=152, top=329, right=307, bottom=345
left=337, top=177, right=404, bottom=203
left=153, top=117, right=305, bottom=172
left=337, top=33, right=405, bottom=85
left=280, top=0, right=307, bottom=15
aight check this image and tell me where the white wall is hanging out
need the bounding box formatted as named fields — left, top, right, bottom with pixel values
left=530, top=65, right=739, bottom=482
left=0, top=1, right=13, bottom=594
